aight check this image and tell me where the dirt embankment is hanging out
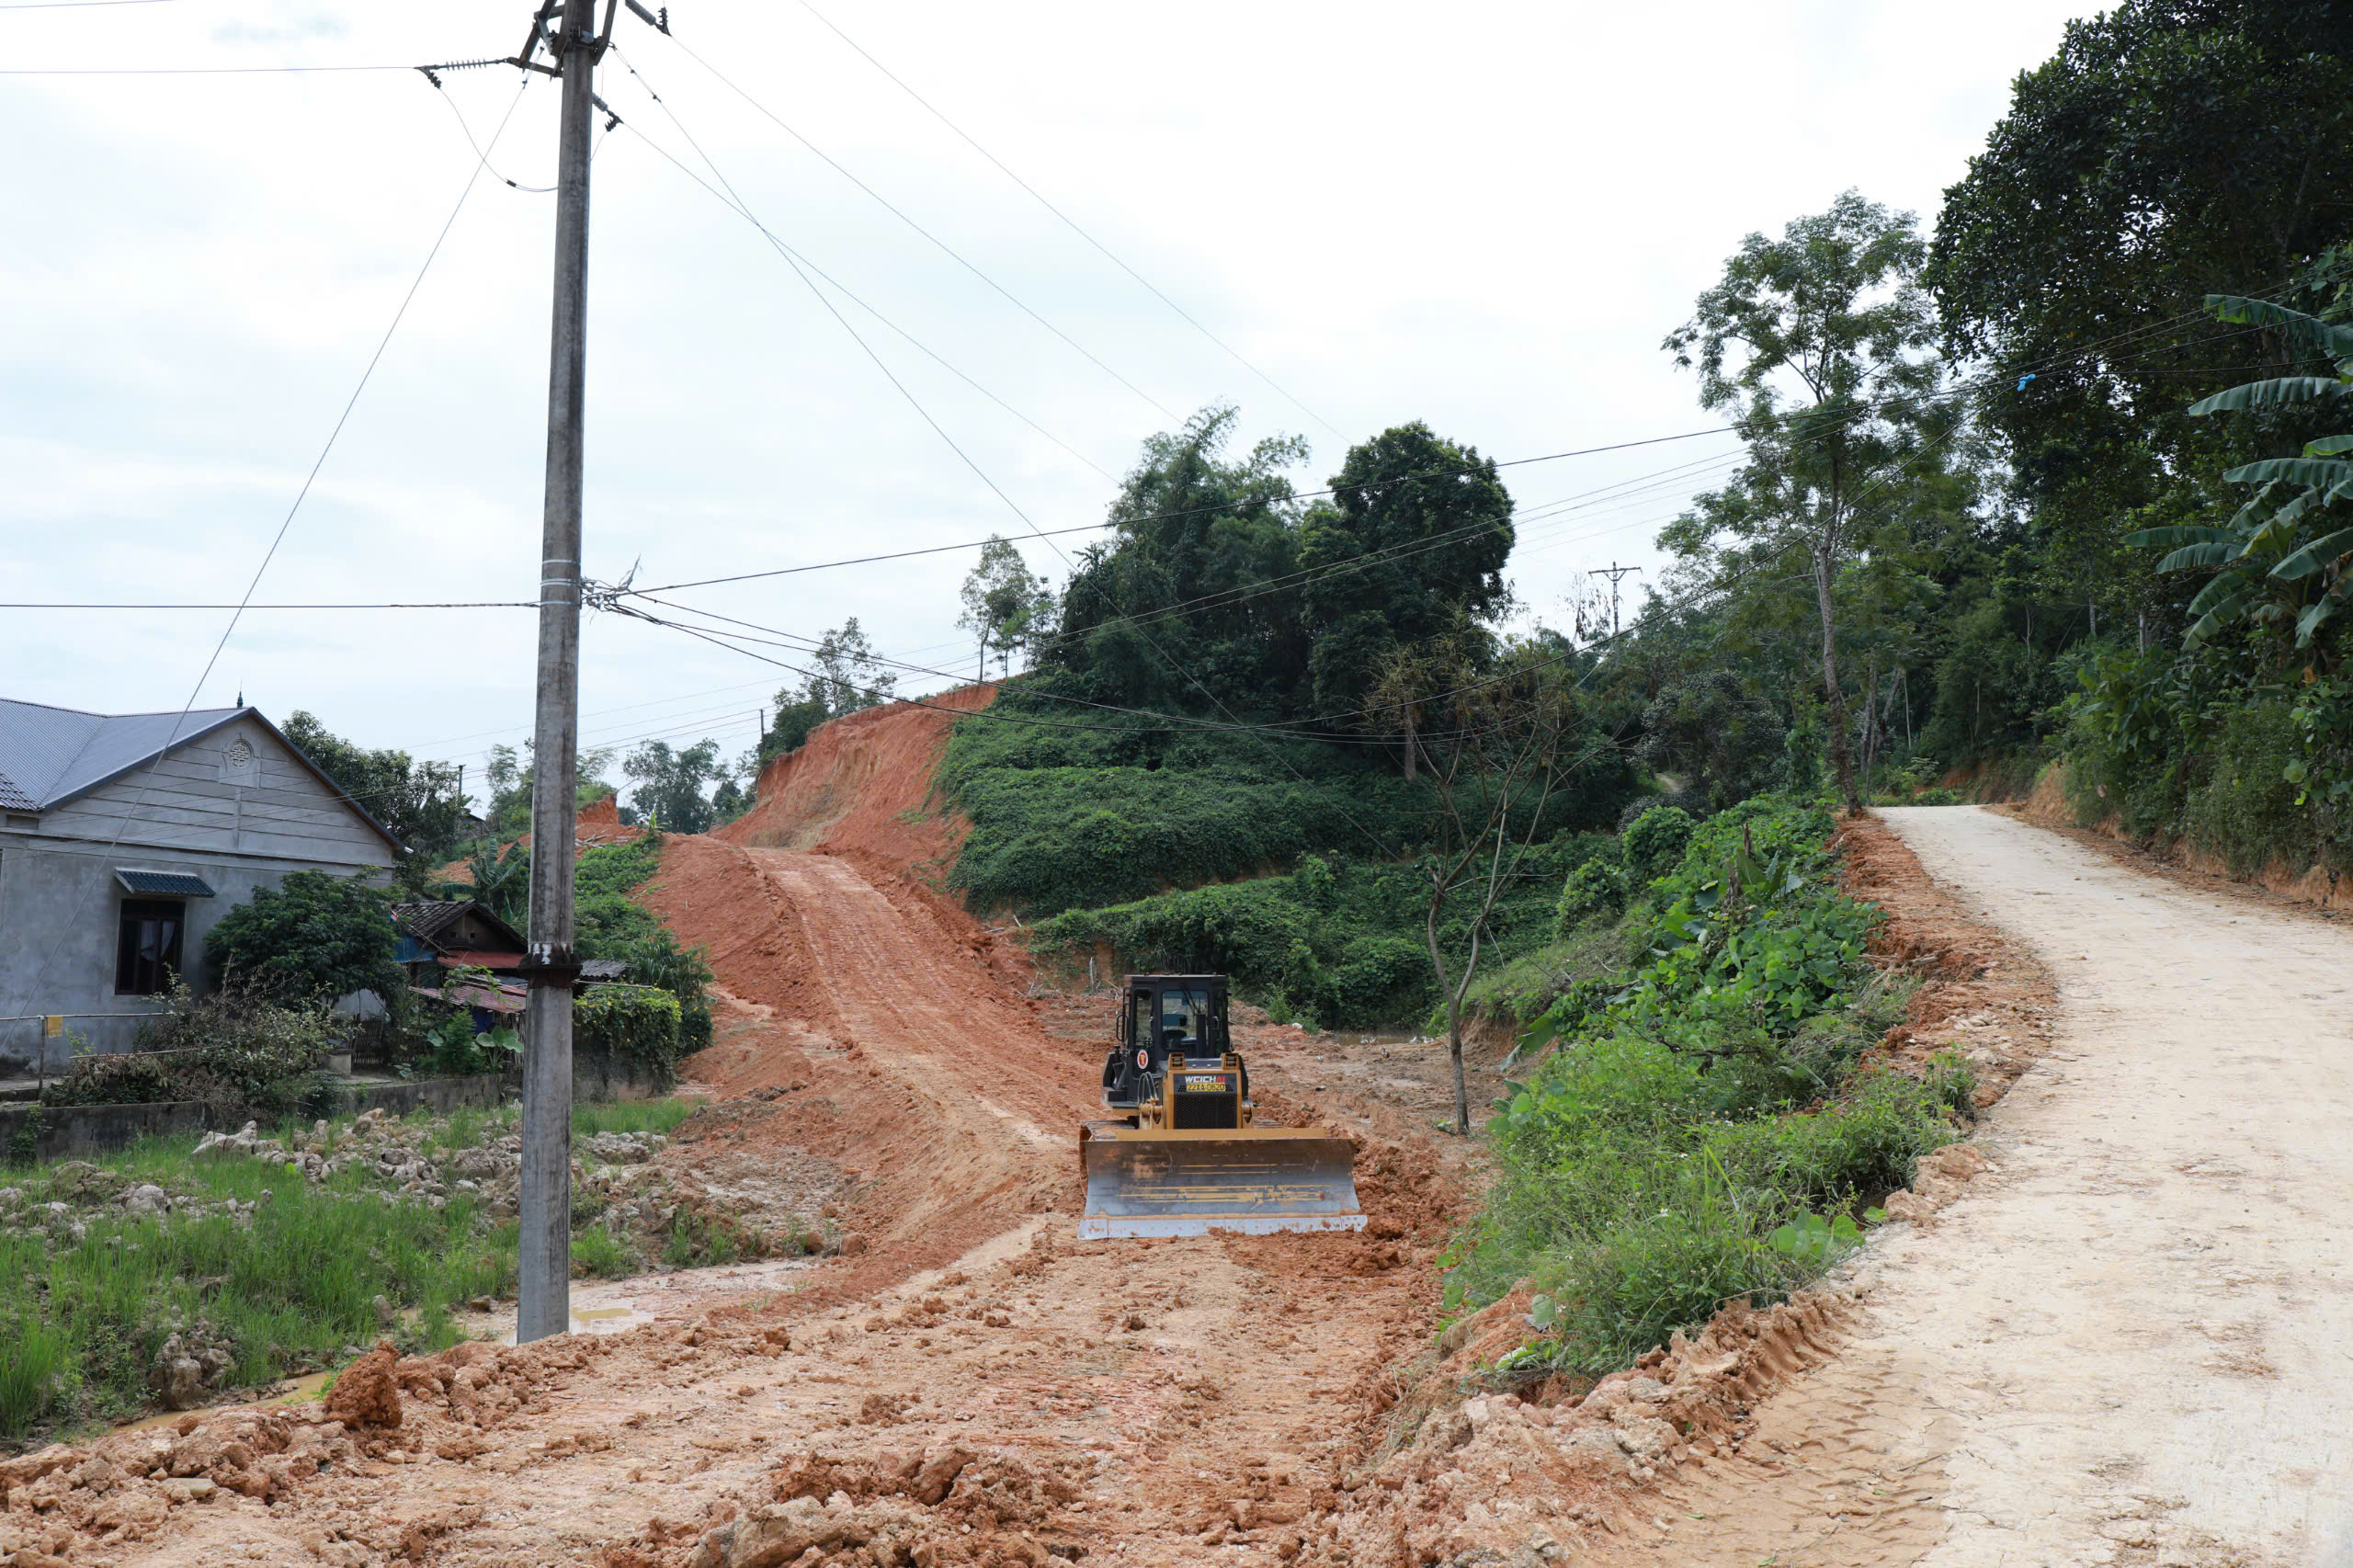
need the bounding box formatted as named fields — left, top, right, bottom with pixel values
left=717, top=686, right=993, bottom=868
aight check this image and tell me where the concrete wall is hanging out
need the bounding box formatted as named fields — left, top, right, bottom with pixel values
left=0, top=716, right=397, bottom=1075
left=0, top=1051, right=665, bottom=1161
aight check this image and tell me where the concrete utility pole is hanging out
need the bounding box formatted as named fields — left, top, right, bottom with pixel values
left=1589, top=562, right=1643, bottom=641
left=516, top=0, right=619, bottom=1345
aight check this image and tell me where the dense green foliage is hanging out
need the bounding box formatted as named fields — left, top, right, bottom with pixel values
left=574, top=983, right=683, bottom=1085
left=1038, top=406, right=1518, bottom=731
left=1927, top=0, right=2353, bottom=619
left=1445, top=797, right=1962, bottom=1374
left=573, top=837, right=716, bottom=1056
left=203, top=870, right=404, bottom=1006
left=622, top=739, right=729, bottom=835
left=938, top=678, right=1639, bottom=922
left=1032, top=831, right=1616, bottom=1031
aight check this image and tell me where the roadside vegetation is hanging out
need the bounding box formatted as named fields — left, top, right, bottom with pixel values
left=0, top=1096, right=818, bottom=1445
left=1445, top=796, right=1968, bottom=1375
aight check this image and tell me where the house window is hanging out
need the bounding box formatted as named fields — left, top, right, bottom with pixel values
left=116, top=899, right=185, bottom=995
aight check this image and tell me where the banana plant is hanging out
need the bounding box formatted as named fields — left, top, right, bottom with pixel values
left=2126, top=296, right=2353, bottom=650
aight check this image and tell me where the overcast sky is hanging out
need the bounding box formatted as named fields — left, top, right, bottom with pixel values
left=0, top=0, right=2100, bottom=803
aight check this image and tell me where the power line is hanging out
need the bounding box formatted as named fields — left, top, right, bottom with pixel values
left=0, top=62, right=412, bottom=74
left=790, top=0, right=1342, bottom=439
left=663, top=34, right=1182, bottom=424
left=1, top=599, right=533, bottom=610
left=605, top=62, right=1119, bottom=482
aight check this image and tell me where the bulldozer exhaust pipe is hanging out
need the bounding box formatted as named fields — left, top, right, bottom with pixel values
left=1078, top=1125, right=1367, bottom=1239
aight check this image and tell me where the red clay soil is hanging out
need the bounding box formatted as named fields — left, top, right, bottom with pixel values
left=716, top=685, right=995, bottom=869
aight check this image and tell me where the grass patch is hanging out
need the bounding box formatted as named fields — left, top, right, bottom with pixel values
left=574, top=1097, right=697, bottom=1138
left=0, top=1136, right=510, bottom=1439
left=571, top=1227, right=641, bottom=1279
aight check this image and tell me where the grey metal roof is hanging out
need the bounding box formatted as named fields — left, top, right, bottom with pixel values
left=0, top=699, right=244, bottom=811
left=0, top=769, right=34, bottom=812
left=116, top=869, right=219, bottom=898
left=0, top=697, right=404, bottom=852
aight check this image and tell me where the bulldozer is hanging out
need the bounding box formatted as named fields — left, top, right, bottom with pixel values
left=1077, top=973, right=1366, bottom=1239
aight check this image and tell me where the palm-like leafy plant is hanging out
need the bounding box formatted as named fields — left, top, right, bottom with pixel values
left=2127, top=296, right=2353, bottom=650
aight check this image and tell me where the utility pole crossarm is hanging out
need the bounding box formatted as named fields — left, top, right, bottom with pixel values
left=1589, top=562, right=1643, bottom=642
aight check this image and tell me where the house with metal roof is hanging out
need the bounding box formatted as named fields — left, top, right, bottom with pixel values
left=0, top=699, right=401, bottom=1074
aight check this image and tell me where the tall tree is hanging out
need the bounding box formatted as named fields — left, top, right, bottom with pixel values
left=1663, top=190, right=1946, bottom=812
left=622, top=739, right=725, bottom=835
left=957, top=536, right=1053, bottom=682
left=1299, top=423, right=1516, bottom=720
left=1396, top=638, right=1595, bottom=1134
left=1927, top=0, right=2353, bottom=623
left=756, top=618, right=901, bottom=764
left=1047, top=404, right=1312, bottom=715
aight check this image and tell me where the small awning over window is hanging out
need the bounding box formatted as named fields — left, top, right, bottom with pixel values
left=115, top=869, right=216, bottom=898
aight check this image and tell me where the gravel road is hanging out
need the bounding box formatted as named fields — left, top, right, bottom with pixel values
left=1651, top=806, right=2353, bottom=1567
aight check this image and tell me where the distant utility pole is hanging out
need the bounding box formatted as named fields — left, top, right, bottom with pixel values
left=508, top=0, right=664, bottom=1345
left=1589, top=562, right=1643, bottom=641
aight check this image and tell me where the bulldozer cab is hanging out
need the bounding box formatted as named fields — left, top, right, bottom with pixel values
left=1104, top=976, right=1232, bottom=1111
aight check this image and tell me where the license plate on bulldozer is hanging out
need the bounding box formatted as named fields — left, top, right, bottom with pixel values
left=1181, top=1074, right=1233, bottom=1093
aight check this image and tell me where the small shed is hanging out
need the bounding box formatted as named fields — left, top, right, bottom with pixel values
left=392, top=900, right=528, bottom=985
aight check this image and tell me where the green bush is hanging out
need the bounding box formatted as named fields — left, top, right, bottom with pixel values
left=1553, top=854, right=1630, bottom=936
left=1446, top=793, right=1961, bottom=1382
left=935, top=682, right=1643, bottom=920
left=1622, top=804, right=1696, bottom=883
left=575, top=984, right=683, bottom=1085
left=204, top=870, right=404, bottom=1004
left=46, top=984, right=341, bottom=1119
left=2059, top=647, right=2353, bottom=877
left=40, top=1050, right=179, bottom=1108
left=573, top=837, right=717, bottom=1054
left=1032, top=831, right=1618, bottom=1030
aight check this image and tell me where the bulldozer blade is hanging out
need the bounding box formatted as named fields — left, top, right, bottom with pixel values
left=1077, top=1127, right=1367, bottom=1239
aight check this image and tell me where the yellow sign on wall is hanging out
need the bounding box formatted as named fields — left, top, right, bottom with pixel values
left=42, top=1016, right=63, bottom=1038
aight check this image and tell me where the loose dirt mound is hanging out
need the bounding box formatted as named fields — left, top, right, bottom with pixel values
left=716, top=685, right=993, bottom=871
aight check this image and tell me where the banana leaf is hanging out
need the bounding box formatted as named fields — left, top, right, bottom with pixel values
left=2124, top=524, right=2237, bottom=549
left=2188, top=377, right=2350, bottom=415
left=2204, top=295, right=2353, bottom=363
left=2154, top=541, right=2242, bottom=571
left=2269, top=527, right=2353, bottom=581
left=2306, top=435, right=2353, bottom=458
left=2224, top=458, right=2353, bottom=490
